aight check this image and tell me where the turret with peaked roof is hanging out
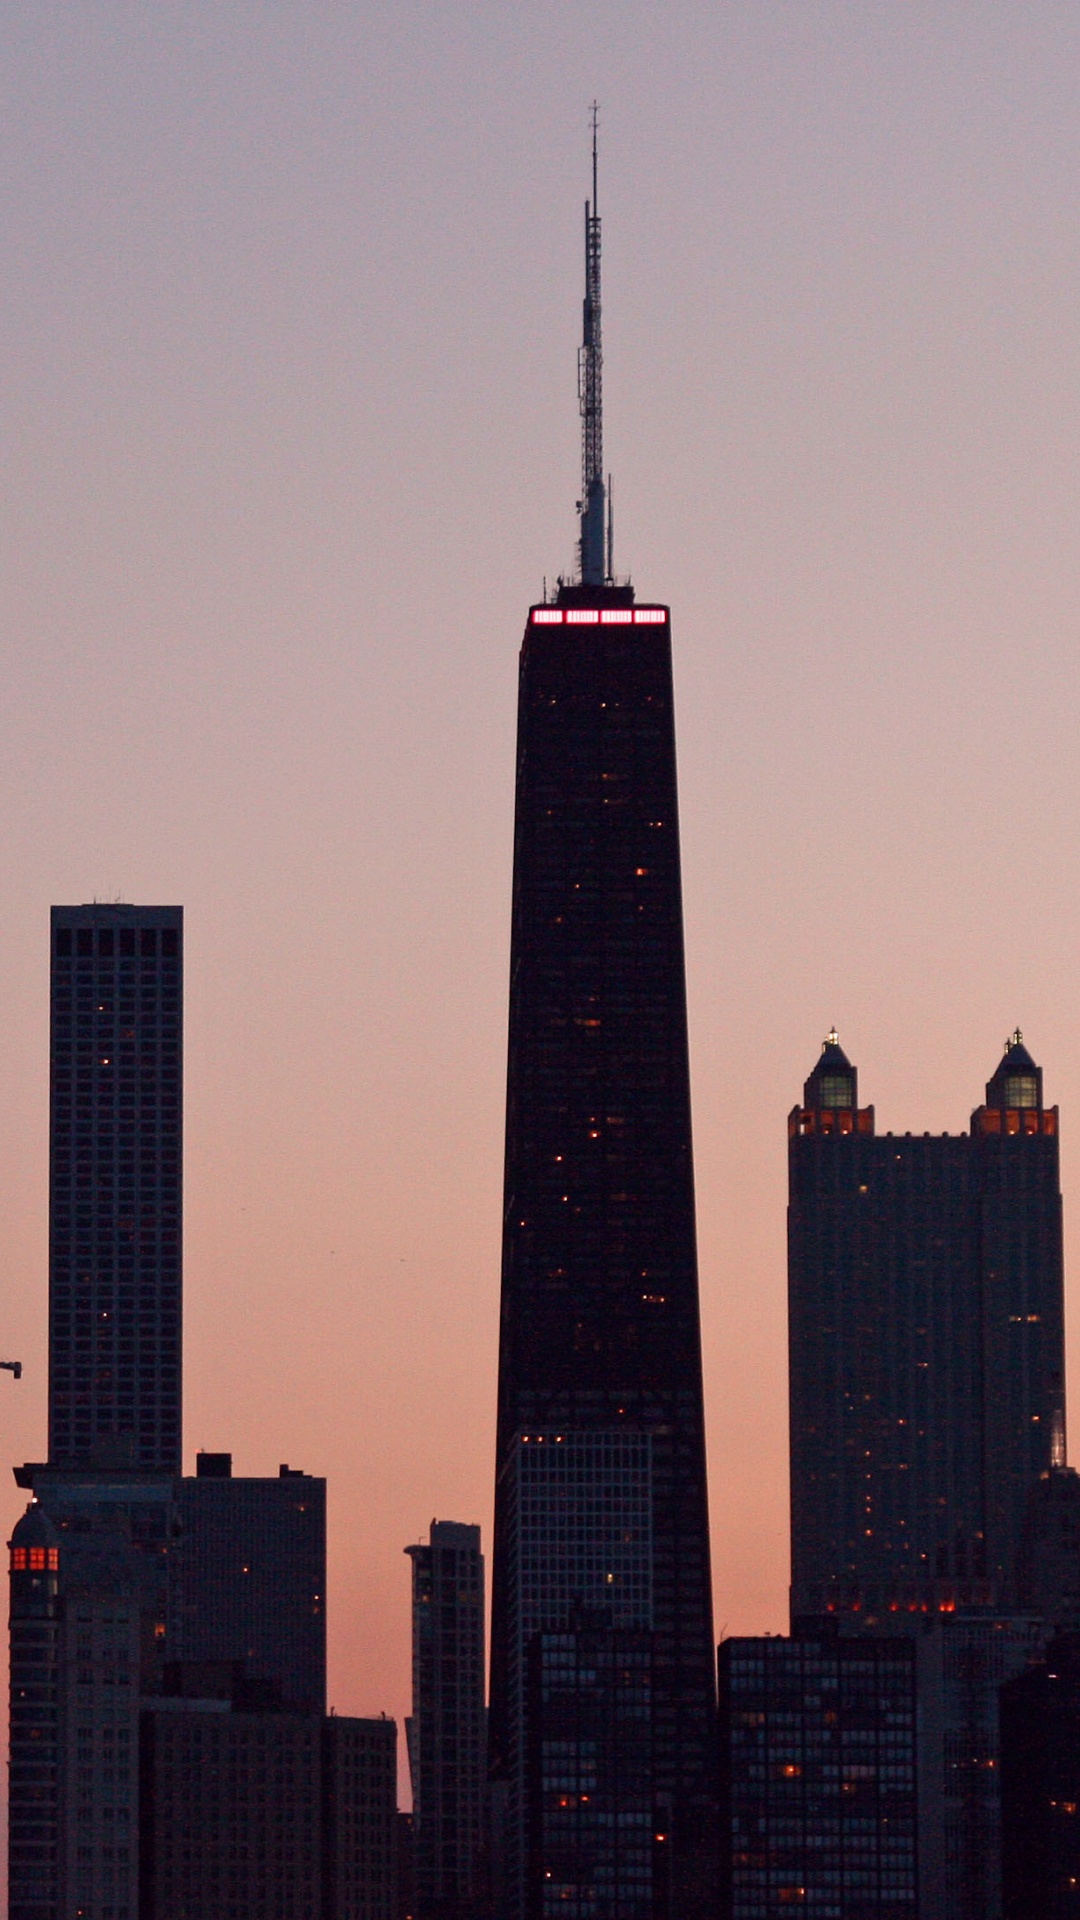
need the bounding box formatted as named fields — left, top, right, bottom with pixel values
left=790, top=1031, right=874, bottom=1141
left=984, top=1029, right=1044, bottom=1114
left=803, top=1029, right=858, bottom=1111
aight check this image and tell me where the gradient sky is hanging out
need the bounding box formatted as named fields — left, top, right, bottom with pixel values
left=4, top=0, right=1080, bottom=1838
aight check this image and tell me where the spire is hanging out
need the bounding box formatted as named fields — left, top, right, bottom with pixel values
left=578, top=103, right=608, bottom=586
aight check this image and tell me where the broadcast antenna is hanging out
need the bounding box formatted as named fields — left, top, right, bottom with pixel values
left=578, top=103, right=610, bottom=586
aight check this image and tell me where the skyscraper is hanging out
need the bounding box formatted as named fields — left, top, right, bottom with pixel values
left=526, top=1621, right=656, bottom=1919
left=169, top=1452, right=327, bottom=1714
left=11, top=909, right=399, bottom=1920
left=139, top=1696, right=398, bottom=1920
left=1000, top=1631, right=1080, bottom=1920
left=405, top=1520, right=485, bottom=1919
left=788, top=1031, right=1065, bottom=1620
left=718, top=1625, right=918, bottom=1918
left=9, top=903, right=184, bottom=1920
left=8, top=1499, right=146, bottom=1920
left=7, top=1504, right=61, bottom=1920
left=489, top=125, right=717, bottom=1917
left=48, top=903, right=183, bottom=1474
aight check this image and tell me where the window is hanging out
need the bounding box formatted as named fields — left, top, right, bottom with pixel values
left=819, top=1075, right=853, bottom=1109
left=1004, top=1074, right=1038, bottom=1109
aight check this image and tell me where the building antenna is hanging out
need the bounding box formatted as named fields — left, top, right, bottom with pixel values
left=578, top=102, right=608, bottom=586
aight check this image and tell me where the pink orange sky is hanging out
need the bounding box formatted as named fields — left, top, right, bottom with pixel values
left=5, top=0, right=1080, bottom=1845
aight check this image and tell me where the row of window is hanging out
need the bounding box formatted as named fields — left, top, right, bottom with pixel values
left=11, top=1547, right=59, bottom=1571
left=55, top=928, right=179, bottom=957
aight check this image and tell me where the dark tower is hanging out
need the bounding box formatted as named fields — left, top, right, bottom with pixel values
left=788, top=1030, right=1065, bottom=1620
left=405, top=1521, right=486, bottom=1918
left=1000, top=1632, right=1080, bottom=1920
left=489, top=123, right=717, bottom=1918
left=7, top=1504, right=61, bottom=1920
left=48, top=904, right=182, bottom=1472
left=168, top=1454, right=327, bottom=1715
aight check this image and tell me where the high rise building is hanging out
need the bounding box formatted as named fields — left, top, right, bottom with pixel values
left=169, top=1452, right=327, bottom=1713
left=139, top=1683, right=398, bottom=1920
left=9, top=903, right=184, bottom=1920
left=718, top=1625, right=918, bottom=1919
left=489, top=126, right=717, bottom=1917
left=914, top=1611, right=1043, bottom=1920
left=405, top=1520, right=485, bottom=1918
left=788, top=1031, right=1065, bottom=1620
left=526, top=1620, right=656, bottom=1919
left=12, top=904, right=390, bottom=1920
left=1000, top=1631, right=1080, bottom=1920
left=7, top=1498, right=151, bottom=1920
left=48, top=904, right=183, bottom=1474
left=1017, top=1463, right=1080, bottom=1634
left=324, top=1714, right=400, bottom=1920
left=7, top=1504, right=62, bottom=1920
left=139, top=1694, right=324, bottom=1916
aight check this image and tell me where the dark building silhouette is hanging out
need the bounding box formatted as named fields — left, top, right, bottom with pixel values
left=7, top=1504, right=62, bottom=1920
left=788, top=1031, right=1065, bottom=1620
left=397, top=1811, right=417, bottom=1920
left=914, top=1610, right=1043, bottom=1920
left=9, top=902, right=185, bottom=1920
left=11, top=904, right=402, bottom=1920
left=168, top=1451, right=326, bottom=1713
left=8, top=1495, right=155, bottom=1920
left=139, top=1694, right=323, bottom=1916
left=139, top=1663, right=396, bottom=1918
left=718, top=1626, right=918, bottom=1919
left=48, top=904, right=182, bottom=1474
left=405, top=1520, right=485, bottom=1918
left=526, top=1621, right=656, bottom=1920
left=489, top=131, right=716, bottom=1917
left=324, top=1714, right=400, bottom=1920
left=1000, top=1631, right=1080, bottom=1920
left=139, top=1685, right=397, bottom=1920
left=52, top=1531, right=144, bottom=1918
left=1018, top=1463, right=1080, bottom=1633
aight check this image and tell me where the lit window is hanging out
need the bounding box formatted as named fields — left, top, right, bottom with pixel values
left=532, top=609, right=563, bottom=625
left=634, top=608, right=666, bottom=623
left=819, top=1074, right=853, bottom=1108
left=600, top=609, right=632, bottom=624
left=566, top=609, right=600, bottom=624
left=1004, top=1074, right=1038, bottom=1109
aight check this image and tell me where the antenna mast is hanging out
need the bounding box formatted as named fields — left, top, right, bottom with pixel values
left=578, top=103, right=607, bottom=585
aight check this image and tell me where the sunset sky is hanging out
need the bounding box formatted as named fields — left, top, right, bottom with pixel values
left=4, top=0, right=1080, bottom=1827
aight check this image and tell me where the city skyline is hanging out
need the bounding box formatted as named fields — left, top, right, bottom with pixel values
left=6, top=0, right=1080, bottom=1853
